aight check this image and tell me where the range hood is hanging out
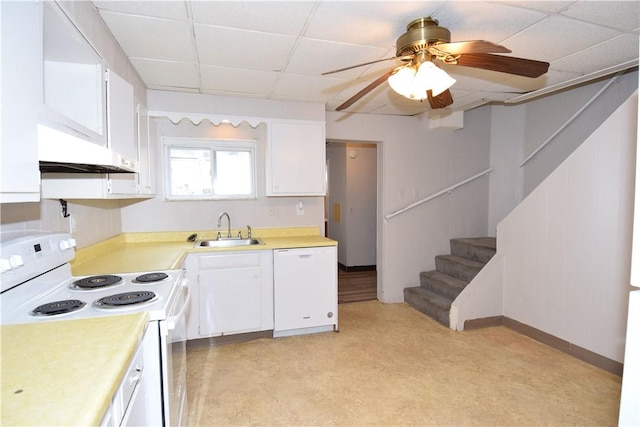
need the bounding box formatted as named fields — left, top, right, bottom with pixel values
left=38, top=124, right=137, bottom=174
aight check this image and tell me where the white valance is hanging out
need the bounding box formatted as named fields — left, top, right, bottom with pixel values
left=148, top=111, right=269, bottom=128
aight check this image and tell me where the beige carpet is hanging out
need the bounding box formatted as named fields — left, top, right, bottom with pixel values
left=186, top=300, right=621, bottom=426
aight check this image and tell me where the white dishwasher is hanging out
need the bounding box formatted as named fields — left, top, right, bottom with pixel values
left=273, top=246, right=338, bottom=337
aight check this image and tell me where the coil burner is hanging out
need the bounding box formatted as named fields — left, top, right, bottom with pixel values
left=134, top=272, right=169, bottom=284
left=31, top=299, right=86, bottom=316
left=72, top=275, right=123, bottom=290
left=93, top=291, right=158, bottom=308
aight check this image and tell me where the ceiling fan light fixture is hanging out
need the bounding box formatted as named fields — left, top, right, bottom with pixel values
left=388, top=66, right=417, bottom=98
left=417, top=61, right=456, bottom=96
left=388, top=61, right=456, bottom=100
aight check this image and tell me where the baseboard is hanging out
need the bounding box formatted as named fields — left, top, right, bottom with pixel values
left=463, top=315, right=504, bottom=330
left=464, top=315, right=623, bottom=376
left=338, top=263, right=376, bottom=272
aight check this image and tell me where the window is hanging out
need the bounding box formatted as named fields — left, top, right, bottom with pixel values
left=163, top=138, right=256, bottom=200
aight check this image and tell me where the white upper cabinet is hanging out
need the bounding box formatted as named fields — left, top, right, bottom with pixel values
left=266, top=121, right=326, bottom=196
left=136, top=102, right=155, bottom=196
left=40, top=68, right=146, bottom=199
left=0, top=1, right=41, bottom=203
left=103, top=69, right=138, bottom=196
left=40, top=1, right=106, bottom=146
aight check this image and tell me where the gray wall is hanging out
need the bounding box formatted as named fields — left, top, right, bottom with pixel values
left=488, top=69, right=638, bottom=235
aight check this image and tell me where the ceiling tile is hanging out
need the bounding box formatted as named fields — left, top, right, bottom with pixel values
left=92, top=0, right=639, bottom=117
left=94, top=1, right=189, bottom=20
left=130, top=58, right=199, bottom=89
left=272, top=73, right=349, bottom=101
left=286, top=38, right=391, bottom=78
left=304, top=1, right=446, bottom=47
left=551, top=33, right=640, bottom=74
left=194, top=24, right=296, bottom=71
left=433, top=2, right=546, bottom=44
left=500, top=15, right=621, bottom=61
left=99, top=11, right=194, bottom=62
left=494, top=1, right=575, bottom=14
left=191, top=1, right=315, bottom=36
left=561, top=1, right=640, bottom=32
left=200, top=65, right=279, bottom=95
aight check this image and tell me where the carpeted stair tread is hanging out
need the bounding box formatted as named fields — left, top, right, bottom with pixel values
left=435, top=254, right=485, bottom=283
left=405, top=236, right=495, bottom=327
left=450, top=237, right=497, bottom=264
left=404, top=286, right=451, bottom=326
left=420, top=270, right=468, bottom=299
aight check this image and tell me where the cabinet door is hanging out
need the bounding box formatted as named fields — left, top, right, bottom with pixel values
left=267, top=121, right=326, bottom=196
left=199, top=266, right=263, bottom=336
left=274, top=247, right=337, bottom=332
left=196, top=251, right=273, bottom=337
left=106, top=70, right=138, bottom=195
left=136, top=102, right=155, bottom=195
left=0, top=1, right=41, bottom=202
left=40, top=1, right=106, bottom=145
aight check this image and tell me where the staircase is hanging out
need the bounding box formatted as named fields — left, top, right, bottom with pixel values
left=404, top=237, right=496, bottom=327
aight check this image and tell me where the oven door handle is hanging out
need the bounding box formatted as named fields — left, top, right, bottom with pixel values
left=167, top=285, right=191, bottom=331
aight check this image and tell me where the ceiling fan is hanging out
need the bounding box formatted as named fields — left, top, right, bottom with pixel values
left=323, top=17, right=550, bottom=111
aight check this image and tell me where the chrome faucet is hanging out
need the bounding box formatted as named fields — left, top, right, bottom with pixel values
left=217, top=212, right=231, bottom=239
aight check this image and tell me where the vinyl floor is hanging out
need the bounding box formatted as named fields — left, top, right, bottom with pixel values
left=186, top=300, right=621, bottom=426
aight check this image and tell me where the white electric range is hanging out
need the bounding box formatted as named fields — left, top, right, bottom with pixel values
left=0, top=231, right=189, bottom=426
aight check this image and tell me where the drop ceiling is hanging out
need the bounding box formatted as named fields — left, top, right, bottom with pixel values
left=93, top=1, right=639, bottom=116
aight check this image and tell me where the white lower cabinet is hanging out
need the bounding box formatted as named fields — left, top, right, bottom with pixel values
left=185, top=251, right=273, bottom=339
left=273, top=246, right=338, bottom=337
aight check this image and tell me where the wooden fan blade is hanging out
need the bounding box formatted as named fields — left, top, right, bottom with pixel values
left=336, top=71, right=394, bottom=111
left=322, top=55, right=412, bottom=75
left=455, top=53, right=549, bottom=78
left=435, top=40, right=511, bottom=55
left=427, top=89, right=454, bottom=109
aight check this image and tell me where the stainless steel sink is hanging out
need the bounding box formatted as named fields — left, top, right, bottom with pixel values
left=195, top=238, right=264, bottom=248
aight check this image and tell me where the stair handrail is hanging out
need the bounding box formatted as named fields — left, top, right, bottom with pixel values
left=519, top=72, right=622, bottom=167
left=384, top=168, right=493, bottom=221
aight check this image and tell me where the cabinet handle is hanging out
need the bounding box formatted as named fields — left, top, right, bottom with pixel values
left=128, top=367, right=141, bottom=386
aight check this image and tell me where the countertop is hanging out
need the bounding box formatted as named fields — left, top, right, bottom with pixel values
left=72, top=227, right=337, bottom=275
left=1, top=313, right=148, bottom=426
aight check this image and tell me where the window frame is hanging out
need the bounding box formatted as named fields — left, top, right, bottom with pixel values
left=162, top=137, right=257, bottom=201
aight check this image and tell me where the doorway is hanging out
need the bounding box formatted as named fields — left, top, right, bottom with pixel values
left=326, top=141, right=378, bottom=303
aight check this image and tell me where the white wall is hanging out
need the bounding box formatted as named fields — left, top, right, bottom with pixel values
left=120, top=93, right=327, bottom=234
left=503, top=92, right=637, bottom=362
left=326, top=143, right=377, bottom=267
left=487, top=70, right=638, bottom=235
left=522, top=70, right=638, bottom=196
left=326, top=106, right=491, bottom=303
left=344, top=143, right=377, bottom=267
left=326, top=144, right=348, bottom=264
left=455, top=91, right=637, bottom=362
left=487, top=104, right=525, bottom=236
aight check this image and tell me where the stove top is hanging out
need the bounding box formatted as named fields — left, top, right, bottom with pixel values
left=1, top=269, right=184, bottom=324
left=0, top=232, right=185, bottom=325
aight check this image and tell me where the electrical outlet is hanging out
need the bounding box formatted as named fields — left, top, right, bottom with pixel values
left=296, top=200, right=304, bottom=215
left=268, top=205, right=276, bottom=216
